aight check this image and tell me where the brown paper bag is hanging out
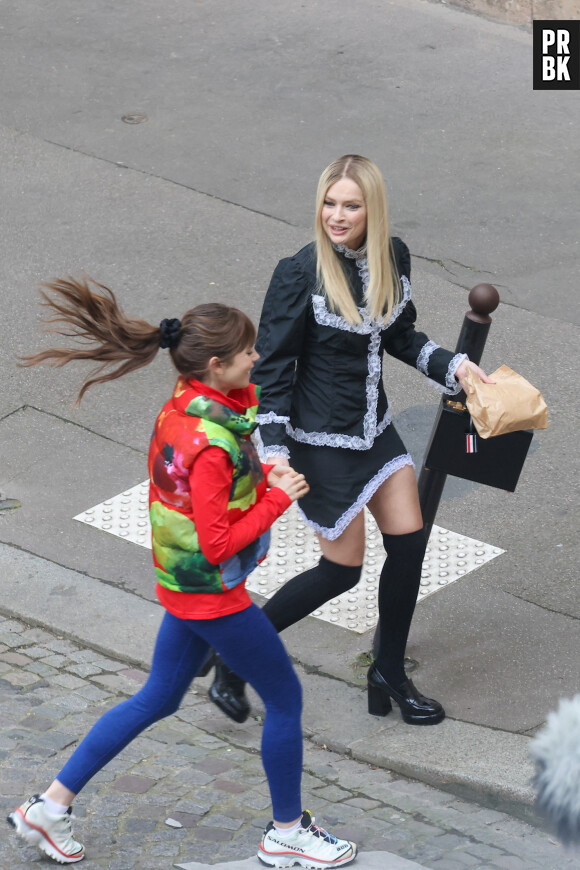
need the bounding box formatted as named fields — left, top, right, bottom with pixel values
left=463, top=364, right=548, bottom=439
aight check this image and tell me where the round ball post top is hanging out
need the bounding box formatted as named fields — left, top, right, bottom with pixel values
left=468, top=283, right=500, bottom=316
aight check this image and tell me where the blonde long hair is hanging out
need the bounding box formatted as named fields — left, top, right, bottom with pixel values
left=315, top=155, right=400, bottom=324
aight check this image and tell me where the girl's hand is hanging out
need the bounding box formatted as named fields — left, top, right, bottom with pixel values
left=273, top=471, right=310, bottom=503
left=456, top=360, right=495, bottom=386
left=267, top=464, right=296, bottom=487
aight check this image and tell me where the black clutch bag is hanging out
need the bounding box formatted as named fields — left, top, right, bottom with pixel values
left=424, top=402, right=533, bottom=492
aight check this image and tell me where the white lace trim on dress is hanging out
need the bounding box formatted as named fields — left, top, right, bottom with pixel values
left=297, top=453, right=415, bottom=541
left=279, top=277, right=411, bottom=450
left=333, top=243, right=367, bottom=259
left=256, top=412, right=290, bottom=426
left=416, top=340, right=440, bottom=376
left=311, top=275, right=411, bottom=335
left=387, top=276, right=412, bottom=327
left=258, top=271, right=412, bottom=454
left=296, top=277, right=411, bottom=450
left=253, top=427, right=291, bottom=462
left=286, top=403, right=393, bottom=451
left=311, top=294, right=376, bottom=335
left=446, top=353, right=468, bottom=393
left=423, top=352, right=467, bottom=395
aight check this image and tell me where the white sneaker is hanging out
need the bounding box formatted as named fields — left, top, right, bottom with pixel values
left=7, top=794, right=85, bottom=864
left=258, top=809, right=357, bottom=868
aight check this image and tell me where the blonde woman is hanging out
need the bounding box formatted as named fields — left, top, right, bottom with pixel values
left=209, top=155, right=492, bottom=726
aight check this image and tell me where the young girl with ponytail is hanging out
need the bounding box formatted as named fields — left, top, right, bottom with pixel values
left=7, top=277, right=357, bottom=869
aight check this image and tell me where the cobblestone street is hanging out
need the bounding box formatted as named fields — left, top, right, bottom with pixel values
left=0, top=615, right=575, bottom=870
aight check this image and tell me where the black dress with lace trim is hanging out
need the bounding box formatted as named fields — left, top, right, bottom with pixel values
left=253, top=238, right=465, bottom=540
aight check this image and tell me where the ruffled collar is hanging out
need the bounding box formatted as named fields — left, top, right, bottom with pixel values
left=172, top=378, right=259, bottom=436
left=332, top=242, right=367, bottom=260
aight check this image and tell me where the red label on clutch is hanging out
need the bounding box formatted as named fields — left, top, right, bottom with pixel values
left=465, top=432, right=478, bottom=453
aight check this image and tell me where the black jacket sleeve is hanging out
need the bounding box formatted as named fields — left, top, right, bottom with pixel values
left=384, top=239, right=466, bottom=393
left=253, top=255, right=311, bottom=456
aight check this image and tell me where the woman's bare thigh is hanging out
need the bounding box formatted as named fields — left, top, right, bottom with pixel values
left=367, top=465, right=423, bottom=536
left=315, top=464, right=422, bottom=564
left=316, top=509, right=365, bottom=566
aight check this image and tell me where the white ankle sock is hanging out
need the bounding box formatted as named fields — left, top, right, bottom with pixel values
left=274, top=819, right=301, bottom=836
left=40, top=794, right=70, bottom=816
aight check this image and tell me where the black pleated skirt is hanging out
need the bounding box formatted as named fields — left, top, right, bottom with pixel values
left=288, top=422, right=414, bottom=541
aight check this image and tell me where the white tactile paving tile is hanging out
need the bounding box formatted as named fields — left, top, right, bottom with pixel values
left=74, top=481, right=504, bottom=634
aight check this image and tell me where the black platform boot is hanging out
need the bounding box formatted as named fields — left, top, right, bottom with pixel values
left=367, top=662, right=445, bottom=725
left=208, top=656, right=250, bottom=723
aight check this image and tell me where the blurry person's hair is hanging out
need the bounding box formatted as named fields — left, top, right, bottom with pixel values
left=530, top=694, right=580, bottom=846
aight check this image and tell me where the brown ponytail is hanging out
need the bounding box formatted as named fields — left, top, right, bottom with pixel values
left=20, top=277, right=256, bottom=404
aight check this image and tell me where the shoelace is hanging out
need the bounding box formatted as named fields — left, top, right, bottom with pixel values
left=306, top=818, right=338, bottom=844
left=53, top=811, right=78, bottom=848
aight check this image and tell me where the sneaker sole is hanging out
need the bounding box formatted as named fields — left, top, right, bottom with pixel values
left=7, top=810, right=85, bottom=864
left=257, top=844, right=357, bottom=869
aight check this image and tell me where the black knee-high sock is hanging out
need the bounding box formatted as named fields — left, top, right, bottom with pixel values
left=262, top=556, right=362, bottom=633
left=376, top=529, right=427, bottom=688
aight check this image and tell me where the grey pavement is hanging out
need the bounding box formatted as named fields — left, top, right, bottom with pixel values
left=0, top=0, right=579, bottom=867
left=176, top=856, right=428, bottom=870
left=177, top=858, right=425, bottom=870
left=1, top=613, right=577, bottom=870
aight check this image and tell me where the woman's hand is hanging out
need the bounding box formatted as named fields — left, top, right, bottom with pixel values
left=266, top=455, right=290, bottom=468
left=456, top=360, right=495, bottom=387
left=273, top=471, right=310, bottom=503
left=267, top=464, right=296, bottom=487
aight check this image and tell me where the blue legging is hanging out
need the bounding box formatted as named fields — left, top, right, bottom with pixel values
left=56, top=604, right=303, bottom=822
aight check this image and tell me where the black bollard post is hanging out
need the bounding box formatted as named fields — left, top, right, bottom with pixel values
left=371, top=284, right=500, bottom=660
left=417, top=283, right=500, bottom=541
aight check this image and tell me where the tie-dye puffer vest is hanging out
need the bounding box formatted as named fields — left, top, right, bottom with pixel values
left=148, top=378, right=269, bottom=594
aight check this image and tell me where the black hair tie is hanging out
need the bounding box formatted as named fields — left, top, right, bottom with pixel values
left=159, top=318, right=182, bottom=349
